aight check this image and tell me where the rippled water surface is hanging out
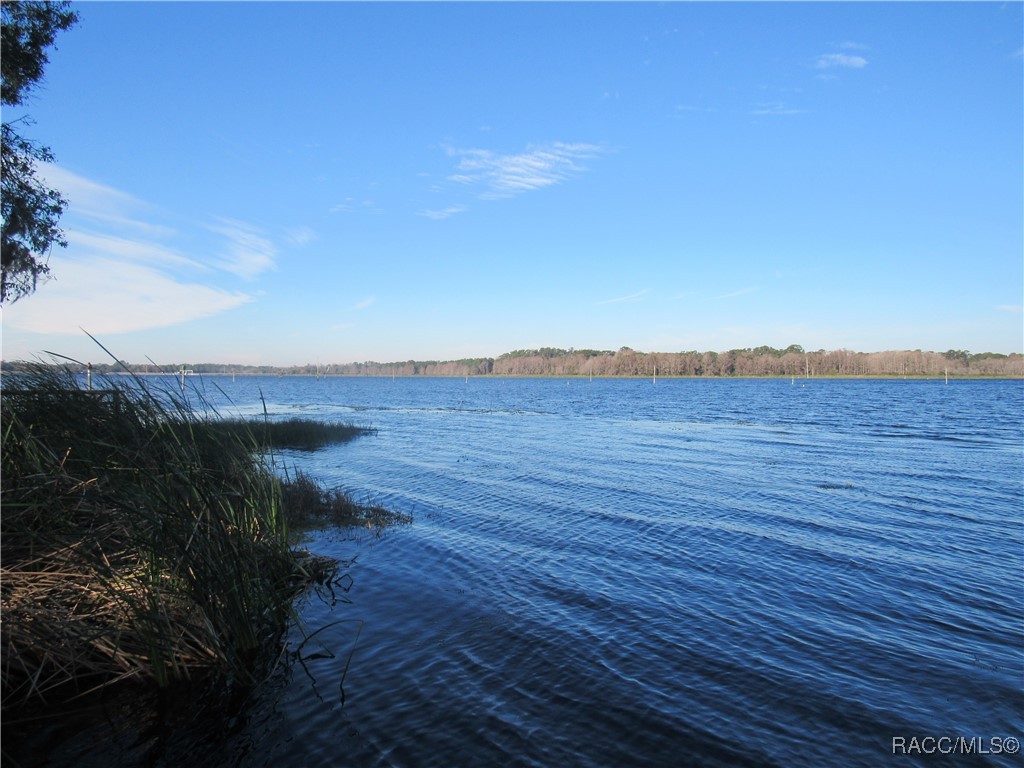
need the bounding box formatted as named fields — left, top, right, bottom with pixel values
left=202, top=377, right=1021, bottom=766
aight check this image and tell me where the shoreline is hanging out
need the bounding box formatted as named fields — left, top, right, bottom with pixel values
left=3, top=369, right=1022, bottom=381
left=0, top=367, right=408, bottom=768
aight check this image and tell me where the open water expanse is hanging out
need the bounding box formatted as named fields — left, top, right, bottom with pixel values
left=178, top=377, right=1024, bottom=764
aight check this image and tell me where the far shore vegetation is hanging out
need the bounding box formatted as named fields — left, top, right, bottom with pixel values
left=0, top=363, right=408, bottom=751
left=5, top=345, right=1021, bottom=379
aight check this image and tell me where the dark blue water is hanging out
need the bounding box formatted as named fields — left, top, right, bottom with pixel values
left=199, top=376, right=1022, bottom=766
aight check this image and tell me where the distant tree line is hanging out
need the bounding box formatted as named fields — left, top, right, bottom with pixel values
left=4, top=345, right=1021, bottom=378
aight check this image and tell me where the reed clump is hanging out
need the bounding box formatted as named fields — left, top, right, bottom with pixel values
left=215, top=416, right=377, bottom=452
left=0, top=364, right=395, bottom=716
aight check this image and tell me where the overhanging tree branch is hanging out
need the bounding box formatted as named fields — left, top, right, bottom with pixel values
left=0, top=0, right=78, bottom=304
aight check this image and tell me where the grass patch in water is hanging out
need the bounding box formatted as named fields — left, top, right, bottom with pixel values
left=214, top=417, right=376, bottom=452
left=281, top=470, right=412, bottom=532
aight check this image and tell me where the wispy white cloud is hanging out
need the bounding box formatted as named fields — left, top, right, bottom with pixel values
left=351, top=296, right=376, bottom=311
left=444, top=141, right=605, bottom=200
left=40, top=164, right=175, bottom=237
left=675, top=104, right=717, bottom=114
left=286, top=226, right=316, bottom=247
left=329, top=196, right=381, bottom=214
left=65, top=229, right=206, bottom=272
left=208, top=217, right=276, bottom=279
left=815, top=52, right=868, bottom=69
left=3, top=255, right=251, bottom=335
left=670, top=289, right=697, bottom=301
left=714, top=286, right=759, bottom=300
left=996, top=304, right=1023, bottom=314
left=597, top=288, right=650, bottom=305
left=751, top=102, right=808, bottom=116
left=417, top=205, right=468, bottom=220
left=4, top=166, right=270, bottom=337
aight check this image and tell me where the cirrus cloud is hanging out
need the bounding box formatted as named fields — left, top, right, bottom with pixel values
left=4, top=165, right=273, bottom=338
left=444, top=141, right=605, bottom=200
left=596, top=288, right=650, bottom=305
left=751, top=102, right=808, bottom=116
left=417, top=205, right=468, bottom=220
left=815, top=52, right=868, bottom=69
left=208, top=217, right=277, bottom=279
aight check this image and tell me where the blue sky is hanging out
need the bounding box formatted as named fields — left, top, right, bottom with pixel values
left=2, top=1, right=1022, bottom=366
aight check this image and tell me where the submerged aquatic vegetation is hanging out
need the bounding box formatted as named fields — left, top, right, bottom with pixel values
left=0, top=363, right=403, bottom=719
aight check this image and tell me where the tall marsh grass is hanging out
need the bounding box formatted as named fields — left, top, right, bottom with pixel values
left=0, top=364, right=394, bottom=714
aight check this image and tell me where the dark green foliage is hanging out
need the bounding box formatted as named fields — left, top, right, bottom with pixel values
left=0, top=122, right=69, bottom=301
left=1, top=1, right=78, bottom=106
left=497, top=347, right=604, bottom=360
left=1, top=1, right=78, bottom=303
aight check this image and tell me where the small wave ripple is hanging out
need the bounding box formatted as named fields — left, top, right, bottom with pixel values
left=190, top=377, right=1023, bottom=767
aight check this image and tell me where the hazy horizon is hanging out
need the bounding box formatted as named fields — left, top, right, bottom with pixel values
left=2, top=2, right=1022, bottom=365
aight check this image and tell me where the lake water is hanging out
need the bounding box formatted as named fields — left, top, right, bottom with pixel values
left=165, top=377, right=1024, bottom=765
